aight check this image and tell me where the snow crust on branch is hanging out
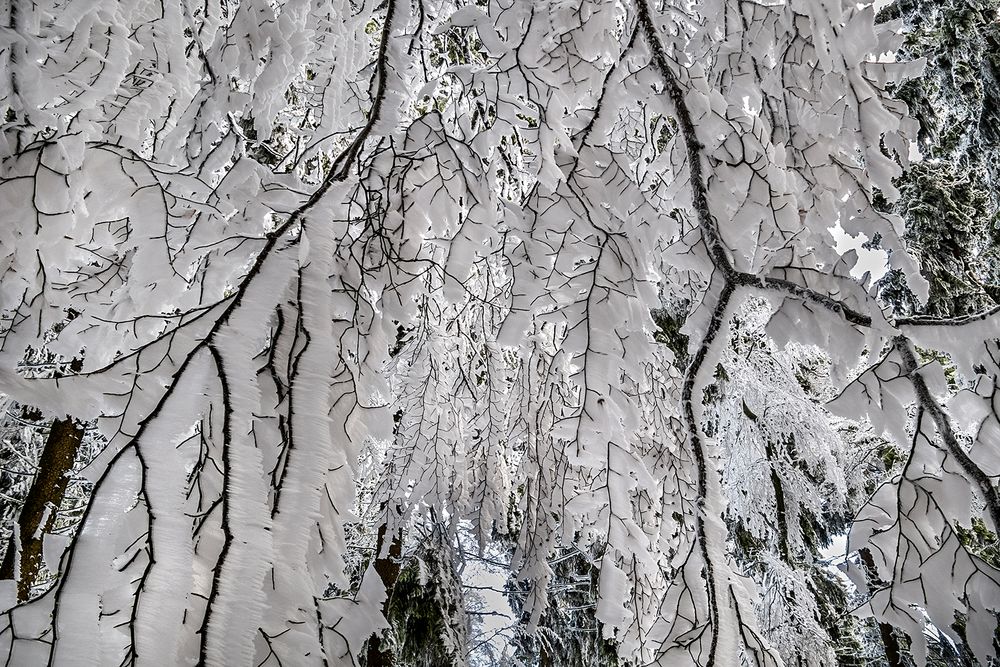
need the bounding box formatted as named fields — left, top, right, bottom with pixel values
left=1, top=0, right=999, bottom=665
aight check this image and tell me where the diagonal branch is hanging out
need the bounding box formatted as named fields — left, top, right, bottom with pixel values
left=894, top=335, right=1000, bottom=531
left=32, top=0, right=405, bottom=657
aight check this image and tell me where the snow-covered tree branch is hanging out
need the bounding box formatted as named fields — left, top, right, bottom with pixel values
left=1, top=0, right=999, bottom=665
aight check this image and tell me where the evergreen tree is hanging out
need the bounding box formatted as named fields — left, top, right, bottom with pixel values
left=877, top=0, right=1000, bottom=316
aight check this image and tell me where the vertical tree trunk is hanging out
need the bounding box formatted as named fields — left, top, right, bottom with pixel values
left=764, top=440, right=790, bottom=562
left=539, top=644, right=554, bottom=667
left=859, top=548, right=904, bottom=667
left=0, top=416, right=84, bottom=601
left=365, top=517, right=403, bottom=667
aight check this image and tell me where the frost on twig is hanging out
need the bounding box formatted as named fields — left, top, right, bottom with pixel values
left=1, top=0, right=999, bottom=666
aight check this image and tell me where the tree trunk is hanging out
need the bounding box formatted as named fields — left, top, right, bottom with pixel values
left=859, top=548, right=904, bottom=667
left=764, top=440, right=790, bottom=562
left=365, top=518, right=403, bottom=667
left=0, top=416, right=84, bottom=601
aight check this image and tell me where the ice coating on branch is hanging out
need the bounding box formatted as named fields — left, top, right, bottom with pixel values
left=50, top=449, right=145, bottom=664
left=0, top=0, right=987, bottom=664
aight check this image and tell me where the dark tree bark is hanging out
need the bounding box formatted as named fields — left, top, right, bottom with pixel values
left=859, top=547, right=904, bottom=667
left=0, top=416, right=84, bottom=601
left=365, top=518, right=403, bottom=667
left=763, top=440, right=790, bottom=562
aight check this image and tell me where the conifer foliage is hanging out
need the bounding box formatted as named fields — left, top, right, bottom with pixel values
left=0, top=0, right=998, bottom=665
